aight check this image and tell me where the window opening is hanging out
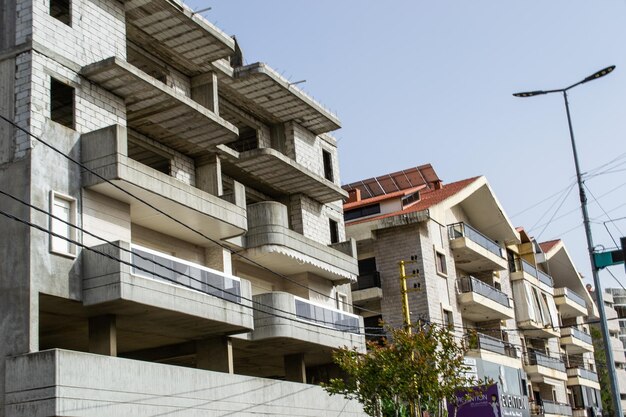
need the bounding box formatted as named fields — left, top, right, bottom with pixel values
left=322, top=150, right=334, bottom=182
left=329, top=219, right=339, bottom=244
left=50, top=192, right=76, bottom=256
left=435, top=251, right=447, bottom=276
left=50, top=79, right=74, bottom=129
left=50, top=0, right=70, bottom=25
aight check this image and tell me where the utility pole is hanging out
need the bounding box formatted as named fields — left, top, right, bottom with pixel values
left=399, top=257, right=421, bottom=417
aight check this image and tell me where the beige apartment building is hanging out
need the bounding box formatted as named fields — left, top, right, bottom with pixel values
left=0, top=0, right=366, bottom=415
left=343, top=165, right=602, bottom=417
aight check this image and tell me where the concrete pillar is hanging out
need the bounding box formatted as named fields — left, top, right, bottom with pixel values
left=284, top=353, right=306, bottom=383
left=195, top=154, right=222, bottom=196
left=191, top=72, right=219, bottom=114
left=196, top=337, right=233, bottom=374
left=88, top=315, right=117, bottom=356
left=205, top=245, right=233, bottom=275
left=232, top=180, right=246, bottom=209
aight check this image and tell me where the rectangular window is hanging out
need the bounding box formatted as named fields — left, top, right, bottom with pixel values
left=336, top=292, right=348, bottom=312
left=435, top=251, right=447, bottom=276
left=322, top=150, right=334, bottom=182
left=443, top=309, right=453, bottom=330
left=329, top=219, right=339, bottom=244
left=50, top=192, right=76, bottom=257
left=50, top=0, right=71, bottom=25
left=50, top=78, right=74, bottom=129
left=344, top=203, right=381, bottom=221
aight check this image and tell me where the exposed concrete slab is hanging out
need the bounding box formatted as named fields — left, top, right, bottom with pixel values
left=5, top=349, right=367, bottom=417
left=81, top=125, right=247, bottom=244
left=81, top=59, right=238, bottom=156
left=213, top=60, right=340, bottom=135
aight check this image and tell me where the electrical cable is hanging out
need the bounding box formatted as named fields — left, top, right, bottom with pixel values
left=0, top=114, right=382, bottom=316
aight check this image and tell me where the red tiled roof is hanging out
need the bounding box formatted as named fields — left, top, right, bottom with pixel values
left=345, top=176, right=481, bottom=226
left=539, top=239, right=561, bottom=253
left=343, top=185, right=426, bottom=210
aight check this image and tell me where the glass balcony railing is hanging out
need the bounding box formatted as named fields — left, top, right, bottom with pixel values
left=567, top=367, right=599, bottom=382
left=512, top=259, right=554, bottom=287
left=555, top=288, right=587, bottom=309
left=542, top=400, right=573, bottom=416
left=564, top=327, right=593, bottom=345
left=294, top=296, right=361, bottom=333
left=472, top=333, right=518, bottom=358
left=527, top=350, right=566, bottom=372
left=458, top=276, right=511, bottom=308
left=131, top=244, right=241, bottom=302
left=448, top=222, right=504, bottom=258
left=351, top=271, right=381, bottom=291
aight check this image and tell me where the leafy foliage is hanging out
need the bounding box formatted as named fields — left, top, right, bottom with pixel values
left=323, top=323, right=485, bottom=417
left=591, top=326, right=614, bottom=417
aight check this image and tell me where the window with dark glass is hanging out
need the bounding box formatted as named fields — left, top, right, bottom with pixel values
left=329, top=219, right=339, bottom=244
left=322, top=150, right=334, bottom=182
left=343, top=203, right=381, bottom=221
left=50, top=79, right=74, bottom=129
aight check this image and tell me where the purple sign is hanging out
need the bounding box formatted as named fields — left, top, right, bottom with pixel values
left=448, top=384, right=501, bottom=417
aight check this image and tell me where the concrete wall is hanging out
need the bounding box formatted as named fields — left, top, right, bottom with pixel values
left=5, top=349, right=367, bottom=417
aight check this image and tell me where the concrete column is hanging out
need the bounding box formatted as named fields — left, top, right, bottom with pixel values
left=196, top=337, right=233, bottom=374
left=205, top=245, right=233, bottom=275
left=284, top=353, right=306, bottom=383
left=195, top=154, right=222, bottom=196
left=88, top=315, right=117, bottom=356
left=191, top=72, right=219, bottom=114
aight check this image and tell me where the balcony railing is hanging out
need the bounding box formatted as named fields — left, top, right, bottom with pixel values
left=542, top=401, right=573, bottom=416
left=351, top=271, right=381, bottom=291
left=567, top=367, right=599, bottom=383
left=448, top=222, right=504, bottom=258
left=294, top=296, right=361, bottom=333
left=458, top=276, right=511, bottom=308
left=565, top=327, right=593, bottom=345
left=513, top=259, right=554, bottom=287
left=555, top=288, right=587, bottom=309
left=472, top=333, right=518, bottom=358
left=131, top=245, right=241, bottom=302
left=527, top=350, right=566, bottom=372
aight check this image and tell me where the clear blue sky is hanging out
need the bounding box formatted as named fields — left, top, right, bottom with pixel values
left=189, top=0, right=626, bottom=289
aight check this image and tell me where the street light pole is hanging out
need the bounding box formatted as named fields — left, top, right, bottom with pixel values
left=513, top=66, right=623, bottom=417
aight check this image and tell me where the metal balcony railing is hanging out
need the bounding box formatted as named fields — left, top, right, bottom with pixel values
left=351, top=271, right=381, bottom=291
left=566, top=367, right=599, bottom=383
left=448, top=222, right=504, bottom=258
left=131, top=244, right=241, bottom=302
left=458, top=276, right=511, bottom=308
left=541, top=400, right=573, bottom=416
left=512, top=258, right=554, bottom=287
left=294, top=296, right=361, bottom=333
left=554, top=288, right=587, bottom=309
left=472, top=333, right=518, bottom=358
left=527, top=350, right=566, bottom=372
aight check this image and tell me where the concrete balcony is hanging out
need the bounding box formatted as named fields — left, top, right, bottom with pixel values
left=617, top=368, right=626, bottom=395
left=517, top=319, right=560, bottom=339
left=510, top=259, right=553, bottom=289
left=466, top=332, right=522, bottom=369
left=611, top=336, right=626, bottom=364
left=81, top=125, right=247, bottom=245
left=5, top=349, right=365, bottom=417
left=81, top=58, right=238, bottom=156
left=233, top=292, right=365, bottom=379
left=242, top=201, right=358, bottom=282
left=447, top=223, right=507, bottom=272
left=213, top=60, right=341, bottom=135
left=524, top=351, right=567, bottom=383
left=351, top=272, right=383, bottom=304
left=566, top=367, right=600, bottom=389
left=123, top=0, right=235, bottom=75
left=554, top=288, right=587, bottom=318
left=220, top=147, right=347, bottom=204
left=457, top=276, right=514, bottom=321
left=532, top=401, right=572, bottom=417
left=606, top=307, right=620, bottom=335
left=560, top=327, right=593, bottom=354
left=82, top=241, right=254, bottom=346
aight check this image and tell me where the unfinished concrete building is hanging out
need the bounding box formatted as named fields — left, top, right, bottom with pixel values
left=0, top=0, right=365, bottom=415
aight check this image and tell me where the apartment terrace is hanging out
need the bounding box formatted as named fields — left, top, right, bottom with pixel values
left=566, top=367, right=600, bottom=389
left=560, top=327, right=593, bottom=354
left=448, top=222, right=508, bottom=272
left=351, top=271, right=383, bottom=304
left=531, top=400, right=573, bottom=417
left=510, top=258, right=554, bottom=289
left=524, top=351, right=567, bottom=382
left=457, top=276, right=514, bottom=321
left=554, top=288, right=587, bottom=318
left=466, top=332, right=521, bottom=368
left=81, top=125, right=247, bottom=245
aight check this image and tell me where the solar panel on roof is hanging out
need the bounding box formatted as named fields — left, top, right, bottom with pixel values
left=342, top=164, right=440, bottom=198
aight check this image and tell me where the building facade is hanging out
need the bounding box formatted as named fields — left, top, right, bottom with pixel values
left=0, top=0, right=366, bottom=415
left=344, top=165, right=601, bottom=417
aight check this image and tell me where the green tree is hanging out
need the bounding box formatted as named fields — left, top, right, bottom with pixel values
left=591, top=326, right=614, bottom=416
left=322, top=323, right=484, bottom=417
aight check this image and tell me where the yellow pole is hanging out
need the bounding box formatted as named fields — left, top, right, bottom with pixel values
left=399, top=260, right=412, bottom=333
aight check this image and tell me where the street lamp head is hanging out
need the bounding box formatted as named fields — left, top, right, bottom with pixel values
left=581, top=65, right=616, bottom=84
left=512, top=90, right=548, bottom=98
